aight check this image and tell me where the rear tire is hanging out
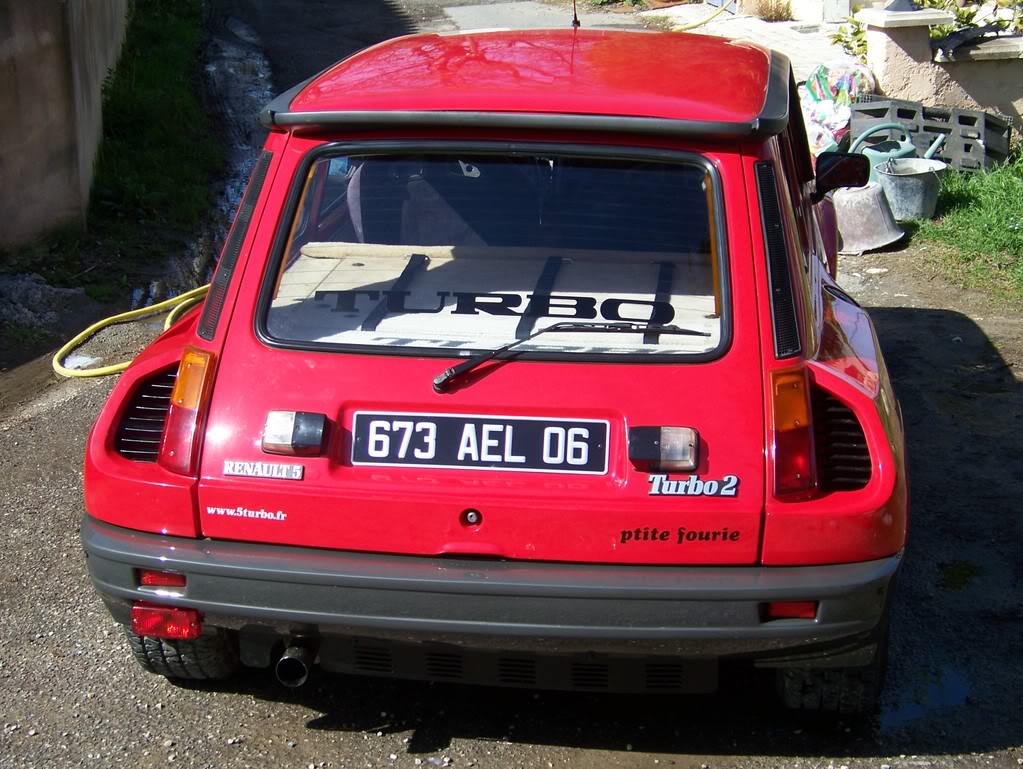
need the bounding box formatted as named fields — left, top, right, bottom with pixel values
left=776, top=622, right=889, bottom=715
left=126, top=628, right=239, bottom=680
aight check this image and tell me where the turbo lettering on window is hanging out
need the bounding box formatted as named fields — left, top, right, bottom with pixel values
left=314, top=290, right=675, bottom=324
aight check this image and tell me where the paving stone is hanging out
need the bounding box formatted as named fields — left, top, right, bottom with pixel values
left=642, top=4, right=851, bottom=79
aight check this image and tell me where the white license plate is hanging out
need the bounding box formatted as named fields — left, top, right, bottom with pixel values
left=351, top=412, right=609, bottom=474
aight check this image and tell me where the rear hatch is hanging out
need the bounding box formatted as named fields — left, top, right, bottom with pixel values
left=198, top=146, right=765, bottom=564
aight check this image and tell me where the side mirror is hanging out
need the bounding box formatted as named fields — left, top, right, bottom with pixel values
left=813, top=152, right=870, bottom=201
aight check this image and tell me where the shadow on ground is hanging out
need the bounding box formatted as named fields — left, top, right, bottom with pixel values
left=174, top=306, right=1023, bottom=759
left=212, top=0, right=418, bottom=89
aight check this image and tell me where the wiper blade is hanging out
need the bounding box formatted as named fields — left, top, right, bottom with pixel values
left=432, top=321, right=710, bottom=393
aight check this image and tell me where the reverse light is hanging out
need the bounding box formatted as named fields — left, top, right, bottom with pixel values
left=158, top=346, right=216, bottom=476
left=764, top=601, right=818, bottom=620
left=262, top=410, right=327, bottom=456
left=131, top=602, right=203, bottom=639
left=137, top=569, right=187, bottom=588
left=771, top=368, right=817, bottom=499
left=628, top=426, right=699, bottom=472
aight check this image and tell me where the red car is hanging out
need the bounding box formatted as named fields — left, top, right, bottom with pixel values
left=82, top=29, right=906, bottom=714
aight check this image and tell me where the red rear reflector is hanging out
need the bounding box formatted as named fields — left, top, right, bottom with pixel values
left=158, top=346, right=216, bottom=476
left=765, top=601, right=818, bottom=620
left=137, top=569, right=186, bottom=588
left=130, top=602, right=203, bottom=639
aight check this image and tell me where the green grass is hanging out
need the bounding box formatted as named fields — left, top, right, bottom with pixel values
left=0, top=0, right=221, bottom=297
left=915, top=155, right=1023, bottom=299
left=94, top=0, right=221, bottom=230
left=0, top=321, right=53, bottom=348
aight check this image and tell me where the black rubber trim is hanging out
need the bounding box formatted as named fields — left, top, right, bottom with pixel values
left=756, top=51, right=791, bottom=136
left=258, top=71, right=322, bottom=128
left=258, top=53, right=791, bottom=140
left=824, top=282, right=861, bottom=308
left=515, top=256, right=564, bottom=339
left=755, top=161, right=801, bottom=358
left=255, top=141, right=733, bottom=365
left=785, top=72, right=815, bottom=184
left=83, top=516, right=899, bottom=655
left=267, top=110, right=782, bottom=140
left=361, top=253, right=429, bottom=332
left=198, top=151, right=273, bottom=341
left=643, top=261, right=675, bottom=345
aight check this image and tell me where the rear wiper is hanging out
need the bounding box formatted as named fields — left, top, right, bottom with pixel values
left=432, top=321, right=710, bottom=393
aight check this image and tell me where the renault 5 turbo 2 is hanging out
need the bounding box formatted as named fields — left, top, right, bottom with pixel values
left=81, top=28, right=905, bottom=714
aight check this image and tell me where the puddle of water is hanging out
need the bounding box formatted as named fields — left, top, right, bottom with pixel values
left=880, top=666, right=970, bottom=731
left=64, top=353, right=102, bottom=370
left=938, top=560, right=982, bottom=591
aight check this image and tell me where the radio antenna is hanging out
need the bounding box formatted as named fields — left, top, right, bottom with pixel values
left=572, top=0, right=581, bottom=27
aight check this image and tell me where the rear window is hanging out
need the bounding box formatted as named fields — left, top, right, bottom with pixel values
left=263, top=148, right=726, bottom=359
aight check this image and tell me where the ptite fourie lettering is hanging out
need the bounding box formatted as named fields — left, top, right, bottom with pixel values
left=620, top=526, right=742, bottom=545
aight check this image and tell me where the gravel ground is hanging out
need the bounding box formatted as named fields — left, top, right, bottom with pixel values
left=2, top=1, right=1022, bottom=767
left=1, top=240, right=1021, bottom=769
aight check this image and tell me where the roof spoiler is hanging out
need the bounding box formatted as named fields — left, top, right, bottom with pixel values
left=259, top=51, right=792, bottom=141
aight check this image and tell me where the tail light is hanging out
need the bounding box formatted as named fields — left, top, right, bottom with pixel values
left=158, top=346, right=216, bottom=476
left=771, top=367, right=817, bottom=499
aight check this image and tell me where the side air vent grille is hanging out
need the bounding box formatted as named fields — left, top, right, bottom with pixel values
left=813, top=389, right=871, bottom=491
left=114, top=368, right=177, bottom=462
left=755, top=162, right=801, bottom=358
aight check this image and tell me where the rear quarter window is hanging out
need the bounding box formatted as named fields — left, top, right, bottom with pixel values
left=262, top=145, right=728, bottom=360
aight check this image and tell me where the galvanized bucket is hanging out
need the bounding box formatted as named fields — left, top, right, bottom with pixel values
left=833, top=182, right=905, bottom=255
left=874, top=158, right=947, bottom=221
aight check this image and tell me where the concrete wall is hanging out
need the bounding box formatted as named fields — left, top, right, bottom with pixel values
left=66, top=1, right=129, bottom=214
left=0, top=1, right=127, bottom=248
left=861, top=13, right=1023, bottom=135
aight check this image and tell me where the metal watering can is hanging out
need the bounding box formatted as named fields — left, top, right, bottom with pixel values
left=849, top=122, right=946, bottom=182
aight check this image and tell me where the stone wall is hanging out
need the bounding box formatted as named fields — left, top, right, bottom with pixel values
left=0, top=1, right=128, bottom=248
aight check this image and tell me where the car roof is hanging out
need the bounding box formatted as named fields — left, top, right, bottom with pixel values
left=260, top=29, right=791, bottom=140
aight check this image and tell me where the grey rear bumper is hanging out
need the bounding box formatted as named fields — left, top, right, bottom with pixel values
left=82, top=515, right=898, bottom=661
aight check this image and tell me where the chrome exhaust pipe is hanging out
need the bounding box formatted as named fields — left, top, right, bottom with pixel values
left=275, top=639, right=317, bottom=688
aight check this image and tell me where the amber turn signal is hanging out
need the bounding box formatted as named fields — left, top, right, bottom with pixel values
left=772, top=368, right=811, bottom=432
left=158, top=346, right=216, bottom=476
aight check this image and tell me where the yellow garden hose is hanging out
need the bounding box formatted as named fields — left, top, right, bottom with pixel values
left=52, top=284, right=209, bottom=378
left=672, top=2, right=732, bottom=31
left=162, top=292, right=207, bottom=330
